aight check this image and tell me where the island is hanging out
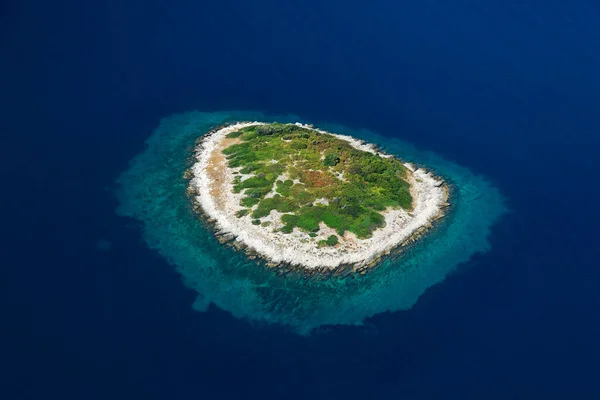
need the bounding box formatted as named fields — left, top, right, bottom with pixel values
left=116, top=111, right=507, bottom=334
left=187, top=122, right=450, bottom=270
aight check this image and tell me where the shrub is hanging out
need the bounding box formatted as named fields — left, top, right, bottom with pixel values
left=241, top=197, right=260, bottom=207
left=318, top=235, right=339, bottom=247
left=235, top=209, right=250, bottom=218
left=280, top=225, right=294, bottom=234
left=323, top=153, right=340, bottom=167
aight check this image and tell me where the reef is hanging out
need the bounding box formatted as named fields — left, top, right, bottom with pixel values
left=116, top=111, right=507, bottom=334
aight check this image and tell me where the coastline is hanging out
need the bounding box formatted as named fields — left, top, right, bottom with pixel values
left=188, top=122, right=450, bottom=270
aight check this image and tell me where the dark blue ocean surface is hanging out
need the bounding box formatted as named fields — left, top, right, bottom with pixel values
left=2, top=0, right=599, bottom=399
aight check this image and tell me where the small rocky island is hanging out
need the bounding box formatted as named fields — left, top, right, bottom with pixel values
left=118, top=110, right=506, bottom=332
left=188, top=122, right=449, bottom=270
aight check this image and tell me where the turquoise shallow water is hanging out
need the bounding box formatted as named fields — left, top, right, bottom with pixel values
left=116, top=110, right=508, bottom=334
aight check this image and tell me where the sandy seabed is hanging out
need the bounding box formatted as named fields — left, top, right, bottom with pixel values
left=189, top=122, right=449, bottom=270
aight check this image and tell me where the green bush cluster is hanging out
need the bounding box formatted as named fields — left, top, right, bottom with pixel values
left=318, top=235, right=339, bottom=247
left=222, top=123, right=412, bottom=239
left=251, top=194, right=295, bottom=218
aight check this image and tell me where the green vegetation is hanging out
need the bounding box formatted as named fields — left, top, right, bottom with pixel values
left=235, top=209, right=250, bottom=218
left=318, top=235, right=339, bottom=247
left=224, top=123, right=412, bottom=239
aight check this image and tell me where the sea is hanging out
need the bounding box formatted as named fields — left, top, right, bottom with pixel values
left=2, top=0, right=600, bottom=399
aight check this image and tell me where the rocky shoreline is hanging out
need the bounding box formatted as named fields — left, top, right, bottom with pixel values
left=186, top=122, right=450, bottom=272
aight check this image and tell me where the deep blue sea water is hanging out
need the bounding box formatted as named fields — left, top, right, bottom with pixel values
left=2, top=0, right=600, bottom=398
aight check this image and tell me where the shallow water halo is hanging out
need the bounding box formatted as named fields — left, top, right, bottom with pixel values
left=115, top=110, right=508, bottom=334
